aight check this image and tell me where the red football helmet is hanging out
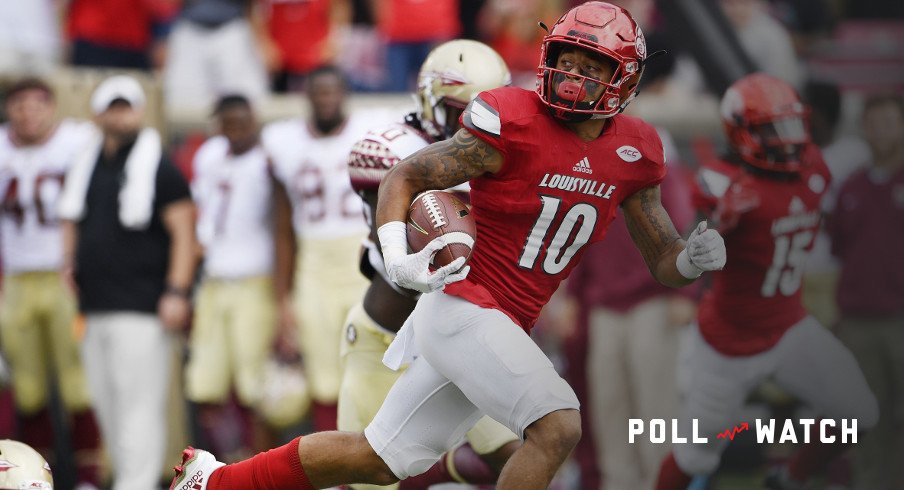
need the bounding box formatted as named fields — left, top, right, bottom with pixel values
left=721, top=73, right=810, bottom=172
left=536, top=1, right=648, bottom=121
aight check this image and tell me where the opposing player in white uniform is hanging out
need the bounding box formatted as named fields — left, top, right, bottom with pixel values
left=187, top=95, right=276, bottom=460
left=0, top=78, right=101, bottom=487
left=343, top=40, right=519, bottom=490
left=263, top=65, right=393, bottom=431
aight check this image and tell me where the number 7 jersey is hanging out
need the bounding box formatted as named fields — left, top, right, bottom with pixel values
left=445, top=87, right=666, bottom=332
left=693, top=147, right=831, bottom=356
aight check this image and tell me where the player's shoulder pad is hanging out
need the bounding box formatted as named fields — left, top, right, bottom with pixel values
left=0, top=125, right=12, bottom=165
left=610, top=114, right=666, bottom=166
left=352, top=122, right=430, bottom=163
left=193, top=135, right=229, bottom=174
left=48, top=119, right=97, bottom=154
left=348, top=122, right=429, bottom=192
left=58, top=118, right=95, bottom=137
left=462, top=87, right=540, bottom=140
left=0, top=124, right=10, bottom=150
left=697, top=159, right=744, bottom=199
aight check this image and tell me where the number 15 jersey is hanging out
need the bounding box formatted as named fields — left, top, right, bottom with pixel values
left=693, top=147, right=831, bottom=356
left=445, top=87, right=666, bottom=332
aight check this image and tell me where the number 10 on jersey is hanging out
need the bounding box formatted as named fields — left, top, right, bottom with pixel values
left=518, top=195, right=598, bottom=274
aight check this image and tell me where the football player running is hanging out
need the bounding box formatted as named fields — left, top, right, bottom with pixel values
left=653, top=74, right=878, bottom=490
left=343, top=39, right=520, bottom=489
left=170, top=3, right=725, bottom=489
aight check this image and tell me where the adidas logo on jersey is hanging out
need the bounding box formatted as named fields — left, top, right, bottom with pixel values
left=572, top=157, right=592, bottom=174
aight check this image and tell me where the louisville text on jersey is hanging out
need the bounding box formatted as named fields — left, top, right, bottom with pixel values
left=538, top=172, right=616, bottom=199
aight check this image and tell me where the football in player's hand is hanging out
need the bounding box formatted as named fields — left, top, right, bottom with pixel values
left=407, top=190, right=476, bottom=271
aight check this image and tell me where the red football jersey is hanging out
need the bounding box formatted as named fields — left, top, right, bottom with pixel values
left=694, top=146, right=831, bottom=355
left=445, top=87, right=666, bottom=332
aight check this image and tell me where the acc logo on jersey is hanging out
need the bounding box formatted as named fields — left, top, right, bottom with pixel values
left=616, top=145, right=642, bottom=163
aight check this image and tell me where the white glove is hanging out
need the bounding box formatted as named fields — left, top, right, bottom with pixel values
left=378, top=221, right=471, bottom=294
left=676, top=221, right=726, bottom=279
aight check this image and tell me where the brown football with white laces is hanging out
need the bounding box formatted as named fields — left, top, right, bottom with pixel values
left=407, top=190, right=476, bottom=271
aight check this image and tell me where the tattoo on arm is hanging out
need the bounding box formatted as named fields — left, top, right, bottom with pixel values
left=397, top=129, right=503, bottom=190
left=623, top=185, right=683, bottom=272
left=376, top=129, right=502, bottom=227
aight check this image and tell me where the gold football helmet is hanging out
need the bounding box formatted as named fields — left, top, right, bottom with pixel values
left=416, top=39, right=512, bottom=140
left=0, top=440, right=53, bottom=490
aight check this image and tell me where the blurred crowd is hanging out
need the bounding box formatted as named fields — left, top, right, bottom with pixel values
left=0, top=1, right=902, bottom=490
left=0, top=0, right=901, bottom=99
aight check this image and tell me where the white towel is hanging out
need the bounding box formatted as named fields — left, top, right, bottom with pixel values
left=59, top=127, right=162, bottom=230
left=383, top=314, right=419, bottom=371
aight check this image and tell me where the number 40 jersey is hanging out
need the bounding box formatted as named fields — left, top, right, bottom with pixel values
left=693, top=146, right=831, bottom=356
left=0, top=120, right=94, bottom=273
left=445, top=87, right=666, bottom=332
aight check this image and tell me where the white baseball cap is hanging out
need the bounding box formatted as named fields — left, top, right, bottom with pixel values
left=90, top=75, right=146, bottom=115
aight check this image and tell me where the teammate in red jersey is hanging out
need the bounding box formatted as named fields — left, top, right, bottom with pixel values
left=655, top=73, right=879, bottom=490
left=169, top=3, right=725, bottom=490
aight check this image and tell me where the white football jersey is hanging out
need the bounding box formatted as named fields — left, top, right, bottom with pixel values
left=348, top=121, right=433, bottom=194
left=349, top=121, right=471, bottom=287
left=263, top=110, right=394, bottom=240
left=193, top=136, right=274, bottom=279
left=0, top=119, right=95, bottom=273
